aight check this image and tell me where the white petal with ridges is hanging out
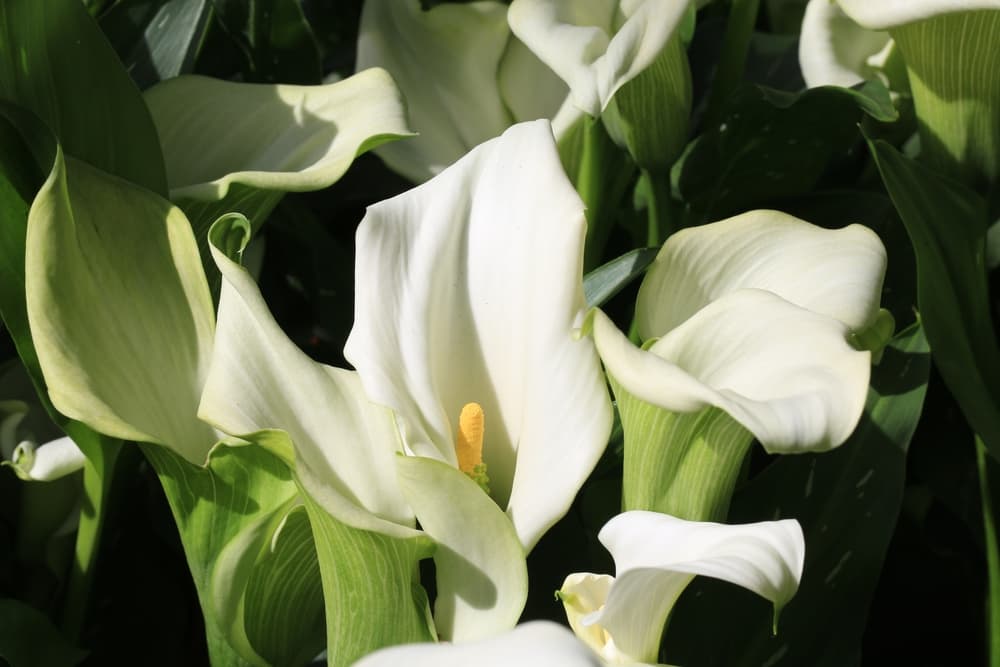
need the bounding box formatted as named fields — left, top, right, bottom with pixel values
left=345, top=121, right=613, bottom=551
left=837, top=0, right=1000, bottom=30
left=357, top=0, right=512, bottom=182
left=637, top=210, right=886, bottom=339
left=508, top=0, right=689, bottom=116
left=144, top=68, right=412, bottom=199
left=582, top=511, right=804, bottom=664
left=198, top=216, right=415, bottom=538
left=593, top=289, right=871, bottom=452
left=799, top=0, right=893, bottom=88
left=351, top=621, right=604, bottom=667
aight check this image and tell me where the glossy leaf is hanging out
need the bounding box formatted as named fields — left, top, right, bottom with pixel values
left=583, top=247, right=658, bottom=308
left=664, top=323, right=930, bottom=665
left=0, top=0, right=167, bottom=194
left=868, top=137, right=1000, bottom=458
left=100, top=0, right=212, bottom=90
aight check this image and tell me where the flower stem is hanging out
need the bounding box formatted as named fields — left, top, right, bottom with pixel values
left=977, top=434, right=1000, bottom=667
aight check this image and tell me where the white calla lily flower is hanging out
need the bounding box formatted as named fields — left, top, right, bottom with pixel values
left=559, top=511, right=805, bottom=665
left=835, top=0, right=1000, bottom=30
left=594, top=210, right=886, bottom=454
left=799, top=0, right=893, bottom=88
left=351, top=621, right=604, bottom=667
left=356, top=0, right=578, bottom=183
left=344, top=119, right=613, bottom=553
left=6, top=436, right=85, bottom=482
left=508, top=0, right=690, bottom=117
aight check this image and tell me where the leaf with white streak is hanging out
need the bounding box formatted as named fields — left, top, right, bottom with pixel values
left=345, top=120, right=612, bottom=551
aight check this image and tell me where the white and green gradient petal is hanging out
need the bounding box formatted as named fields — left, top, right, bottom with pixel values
left=560, top=511, right=805, bottom=665
left=198, top=216, right=416, bottom=538
left=636, top=210, right=887, bottom=339
left=5, top=436, right=85, bottom=482
left=345, top=120, right=613, bottom=552
left=145, top=68, right=412, bottom=199
left=351, top=621, right=604, bottom=667
left=356, top=0, right=513, bottom=182
left=26, top=150, right=217, bottom=464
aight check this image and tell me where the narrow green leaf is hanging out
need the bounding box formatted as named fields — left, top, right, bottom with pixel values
left=302, top=491, right=436, bottom=666
left=867, top=137, right=1000, bottom=459
left=0, top=0, right=167, bottom=194
left=664, top=323, right=930, bottom=665
left=99, top=0, right=213, bottom=90
left=583, top=248, right=659, bottom=308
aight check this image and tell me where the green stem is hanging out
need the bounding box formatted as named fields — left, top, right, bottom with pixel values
left=977, top=434, right=1000, bottom=667
left=59, top=427, right=128, bottom=642
left=640, top=168, right=675, bottom=247
left=703, top=0, right=761, bottom=129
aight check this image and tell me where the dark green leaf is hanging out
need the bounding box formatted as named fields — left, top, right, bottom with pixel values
left=99, top=0, right=213, bottom=89
left=210, top=0, right=322, bottom=84
left=0, top=598, right=86, bottom=667
left=664, top=323, right=930, bottom=666
left=868, top=137, right=1000, bottom=460
left=674, top=81, right=897, bottom=224
left=584, top=248, right=659, bottom=309
left=0, top=0, right=167, bottom=194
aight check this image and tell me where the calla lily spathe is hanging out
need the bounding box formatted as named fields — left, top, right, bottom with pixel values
left=799, top=0, right=894, bottom=89
left=356, top=0, right=579, bottom=183
left=0, top=403, right=85, bottom=482
left=344, top=119, right=613, bottom=553
left=559, top=511, right=805, bottom=665
left=352, top=621, right=604, bottom=667
left=593, top=210, right=886, bottom=454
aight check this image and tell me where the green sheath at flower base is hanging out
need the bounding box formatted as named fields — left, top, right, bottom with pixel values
left=891, top=10, right=1000, bottom=188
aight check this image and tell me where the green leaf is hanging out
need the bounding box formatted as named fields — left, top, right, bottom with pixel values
left=209, top=0, right=322, bottom=84
left=0, top=105, right=128, bottom=642
left=99, top=0, right=213, bottom=90
left=0, top=0, right=167, bottom=194
left=673, top=81, right=898, bottom=224
left=302, top=491, right=437, bottom=666
left=142, top=442, right=321, bottom=667
left=25, top=149, right=217, bottom=464
left=0, top=598, right=86, bottom=666
left=867, top=137, right=1000, bottom=459
left=583, top=247, right=659, bottom=309
left=243, top=505, right=325, bottom=666
left=664, top=323, right=930, bottom=666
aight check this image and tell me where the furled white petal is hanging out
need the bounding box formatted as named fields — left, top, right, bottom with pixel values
left=198, top=217, right=415, bottom=538
left=593, top=289, right=871, bottom=452
left=837, top=0, right=1000, bottom=30
left=345, top=120, right=613, bottom=551
left=396, top=456, right=528, bottom=641
left=508, top=0, right=690, bottom=116
left=6, top=436, right=85, bottom=481
left=497, top=36, right=583, bottom=139
left=357, top=0, right=513, bottom=182
left=636, top=210, right=886, bottom=339
left=575, top=511, right=804, bottom=664
left=144, top=68, right=412, bottom=199
left=799, top=0, right=893, bottom=88
left=352, top=621, right=604, bottom=667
